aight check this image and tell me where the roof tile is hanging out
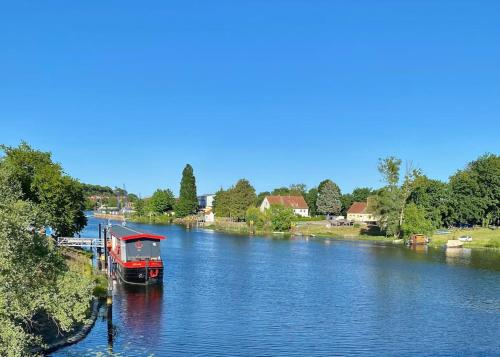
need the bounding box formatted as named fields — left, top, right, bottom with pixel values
left=347, top=202, right=368, bottom=214
left=265, top=195, right=308, bottom=209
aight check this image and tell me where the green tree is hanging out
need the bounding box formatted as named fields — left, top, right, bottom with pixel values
left=149, top=189, right=175, bottom=214
left=352, top=187, right=373, bottom=202
left=408, top=176, right=451, bottom=228
left=134, top=198, right=146, bottom=216
left=401, top=203, right=434, bottom=238
left=213, top=188, right=231, bottom=217
left=369, top=157, right=420, bottom=238
left=104, top=196, right=118, bottom=208
left=448, top=154, right=500, bottom=226
left=175, top=164, right=198, bottom=217
left=127, top=193, right=139, bottom=203
left=80, top=183, right=113, bottom=197
left=289, top=183, right=307, bottom=196
left=0, top=167, right=93, bottom=355
left=340, top=193, right=354, bottom=216
left=230, top=179, right=256, bottom=220
left=271, top=186, right=290, bottom=195
left=38, top=175, right=87, bottom=236
left=271, top=184, right=307, bottom=197
left=305, top=188, right=318, bottom=216
left=267, top=204, right=295, bottom=231
left=255, top=191, right=270, bottom=206
left=316, top=180, right=342, bottom=215
left=245, top=206, right=267, bottom=230
left=84, top=197, right=96, bottom=211
left=0, top=143, right=86, bottom=236
left=213, top=179, right=256, bottom=220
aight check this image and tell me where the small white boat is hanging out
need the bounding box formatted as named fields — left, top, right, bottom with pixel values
left=458, top=235, right=472, bottom=242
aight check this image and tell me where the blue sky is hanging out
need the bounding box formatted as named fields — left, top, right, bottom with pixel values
left=1, top=1, right=499, bottom=197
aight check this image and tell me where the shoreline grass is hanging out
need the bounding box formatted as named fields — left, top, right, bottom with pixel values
left=128, top=214, right=174, bottom=225
left=123, top=214, right=500, bottom=251
left=203, top=220, right=500, bottom=250
left=428, top=227, right=500, bottom=249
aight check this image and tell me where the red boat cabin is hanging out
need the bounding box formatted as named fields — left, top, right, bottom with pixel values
left=108, top=225, right=165, bottom=285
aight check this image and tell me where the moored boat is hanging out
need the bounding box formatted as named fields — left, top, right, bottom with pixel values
left=445, top=239, right=463, bottom=249
left=458, top=235, right=473, bottom=242
left=108, top=225, right=165, bottom=285
left=408, top=234, right=429, bottom=246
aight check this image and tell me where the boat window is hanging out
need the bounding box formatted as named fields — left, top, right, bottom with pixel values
left=125, top=239, right=161, bottom=261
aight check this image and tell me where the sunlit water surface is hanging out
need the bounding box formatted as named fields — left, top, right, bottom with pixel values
left=53, top=217, right=500, bottom=356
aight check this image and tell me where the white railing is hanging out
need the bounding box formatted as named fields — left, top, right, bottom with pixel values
left=57, top=237, right=104, bottom=248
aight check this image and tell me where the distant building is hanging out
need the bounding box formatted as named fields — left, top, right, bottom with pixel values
left=204, top=208, right=215, bottom=223
left=120, top=207, right=135, bottom=215
left=346, top=202, right=377, bottom=223
left=198, top=194, right=215, bottom=209
left=260, top=195, right=309, bottom=217
left=96, top=206, right=120, bottom=215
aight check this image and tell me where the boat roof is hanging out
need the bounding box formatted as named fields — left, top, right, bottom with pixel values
left=109, top=225, right=165, bottom=241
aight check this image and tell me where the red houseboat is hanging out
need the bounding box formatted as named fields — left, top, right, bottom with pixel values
left=108, top=225, right=165, bottom=285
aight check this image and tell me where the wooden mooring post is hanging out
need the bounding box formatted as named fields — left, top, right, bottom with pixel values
left=103, top=227, right=108, bottom=272
left=101, top=225, right=114, bottom=350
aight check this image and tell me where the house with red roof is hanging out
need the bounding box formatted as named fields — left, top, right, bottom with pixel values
left=346, top=202, right=377, bottom=223
left=260, top=195, right=309, bottom=217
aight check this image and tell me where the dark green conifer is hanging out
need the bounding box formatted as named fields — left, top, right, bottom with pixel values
left=175, top=164, right=198, bottom=217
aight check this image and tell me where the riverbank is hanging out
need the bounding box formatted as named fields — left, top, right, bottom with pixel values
left=54, top=214, right=500, bottom=356
left=32, top=247, right=107, bottom=353
left=35, top=299, right=100, bottom=355
left=203, top=220, right=500, bottom=250
left=94, top=212, right=125, bottom=220
left=293, top=223, right=385, bottom=239
left=429, top=228, right=500, bottom=249
left=97, top=212, right=500, bottom=250
left=203, top=220, right=389, bottom=242
left=129, top=214, right=174, bottom=225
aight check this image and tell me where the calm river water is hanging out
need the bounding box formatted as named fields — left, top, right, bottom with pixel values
left=53, top=217, right=500, bottom=356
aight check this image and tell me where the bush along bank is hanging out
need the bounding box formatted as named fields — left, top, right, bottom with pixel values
left=0, top=143, right=97, bottom=356
left=34, top=247, right=108, bottom=354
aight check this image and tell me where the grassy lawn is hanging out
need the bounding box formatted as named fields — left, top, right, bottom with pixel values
left=292, top=223, right=388, bottom=242
left=429, top=228, right=500, bottom=249
left=204, top=220, right=251, bottom=234
left=190, top=217, right=500, bottom=250
left=129, top=214, right=174, bottom=224
left=296, top=224, right=500, bottom=249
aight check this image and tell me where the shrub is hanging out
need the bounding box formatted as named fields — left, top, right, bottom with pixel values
left=267, top=205, right=295, bottom=232
left=245, top=206, right=266, bottom=230
left=402, top=203, right=434, bottom=238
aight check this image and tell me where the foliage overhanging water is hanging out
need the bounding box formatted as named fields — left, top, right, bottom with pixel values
left=54, top=216, right=500, bottom=356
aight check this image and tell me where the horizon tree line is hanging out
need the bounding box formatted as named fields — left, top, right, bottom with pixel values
left=83, top=152, right=499, bottom=235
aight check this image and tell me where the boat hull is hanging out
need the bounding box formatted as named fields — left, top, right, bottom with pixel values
left=115, top=263, right=164, bottom=285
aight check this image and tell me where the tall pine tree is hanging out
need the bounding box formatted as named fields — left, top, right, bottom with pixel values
left=316, top=179, right=342, bottom=215
left=175, top=164, right=198, bottom=217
